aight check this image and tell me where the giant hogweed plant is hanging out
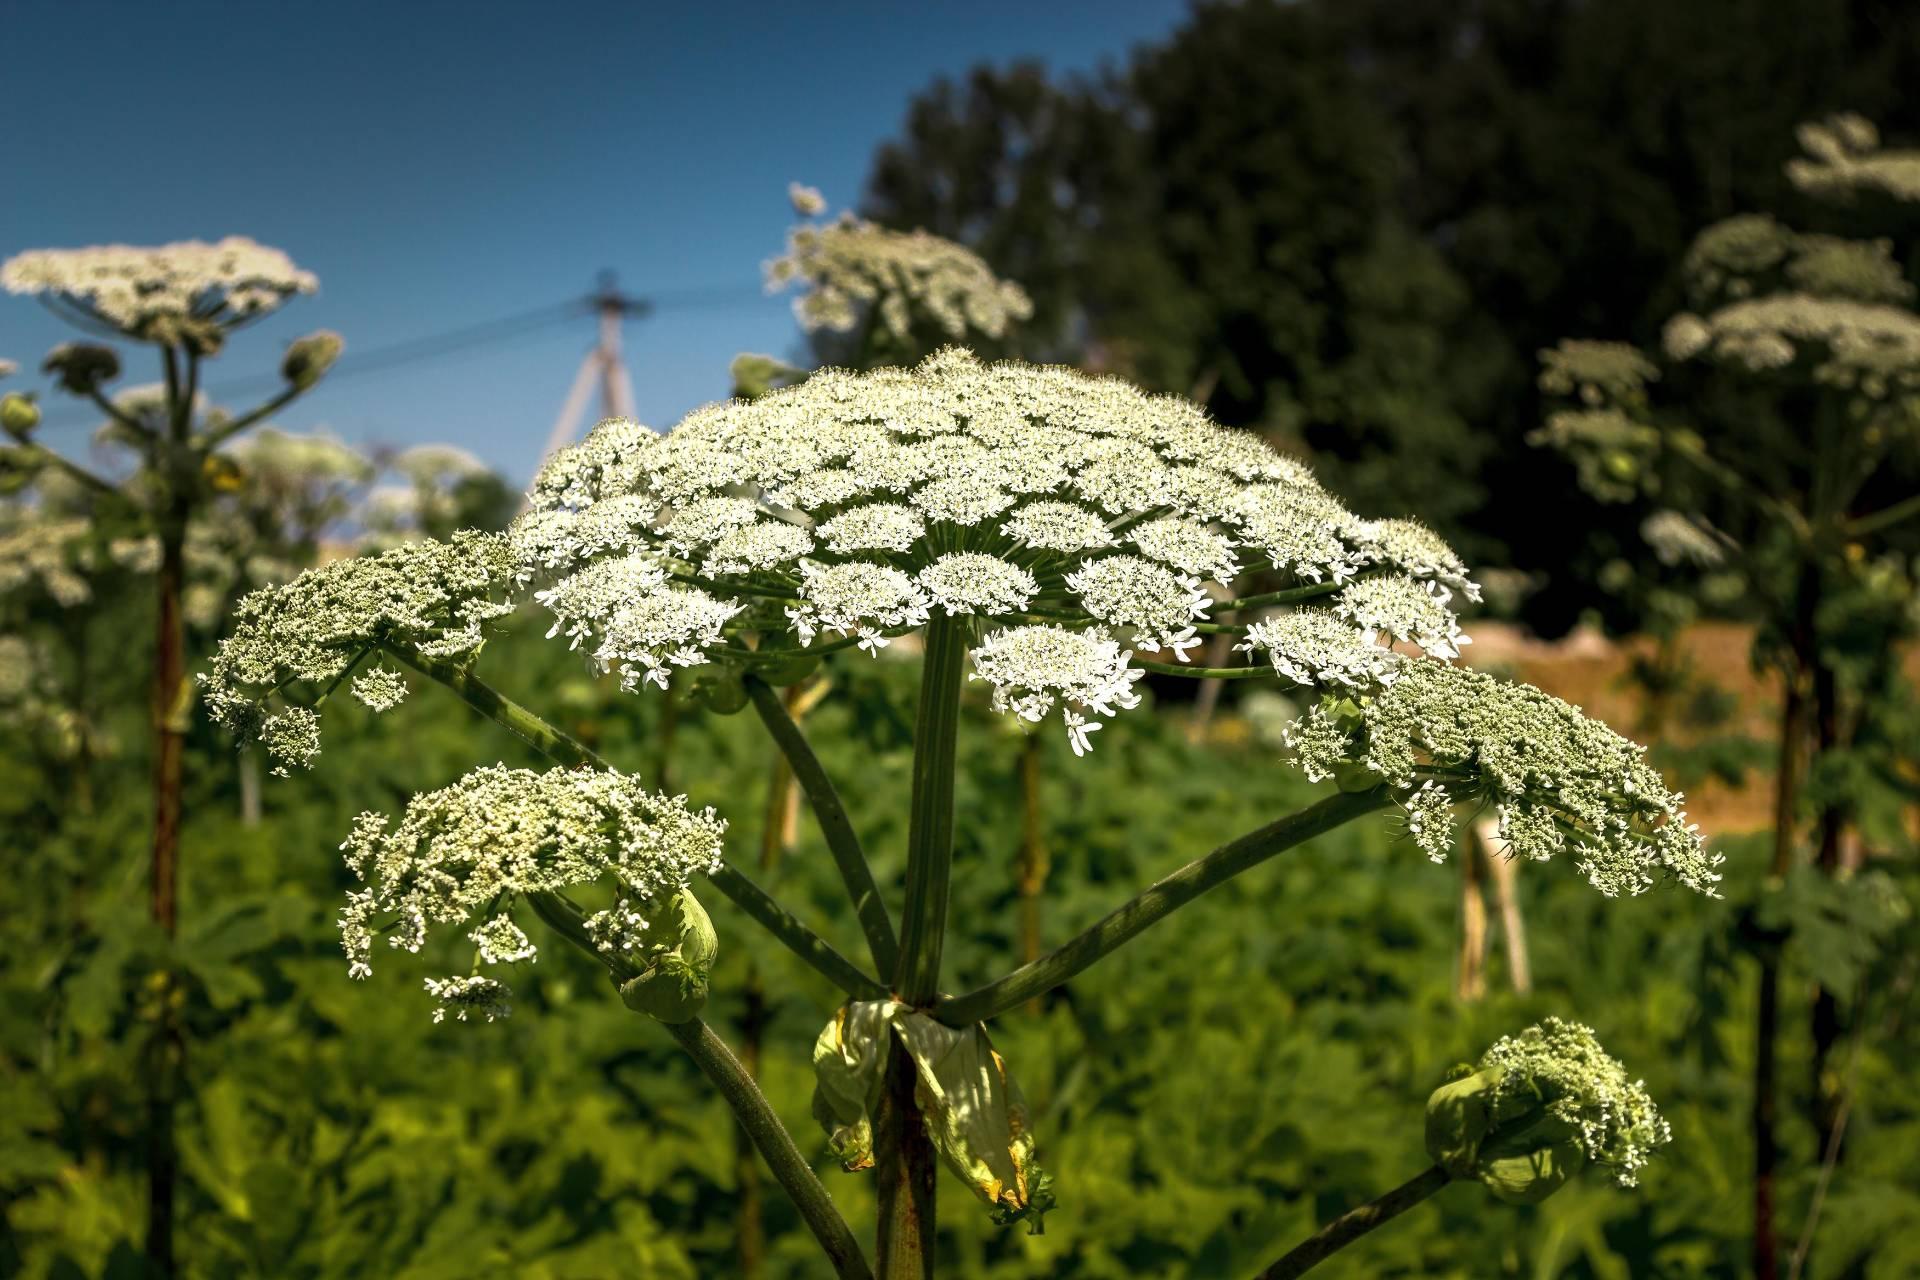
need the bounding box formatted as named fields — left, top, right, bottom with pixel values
left=1534, top=115, right=1920, bottom=1279
left=206, top=347, right=1717, bottom=1277
left=2, top=238, right=340, bottom=1275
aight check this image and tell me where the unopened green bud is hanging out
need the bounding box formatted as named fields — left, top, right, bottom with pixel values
left=0, top=445, right=50, bottom=494
left=282, top=330, right=344, bottom=390
left=1425, top=1067, right=1583, bottom=1203
left=43, top=343, right=120, bottom=395
left=1, top=392, right=40, bottom=438
left=616, top=889, right=718, bottom=1023
left=757, top=650, right=819, bottom=687
left=729, top=352, right=802, bottom=400
left=689, top=664, right=748, bottom=715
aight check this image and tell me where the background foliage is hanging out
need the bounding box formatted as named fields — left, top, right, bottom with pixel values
left=5, top=1, right=1919, bottom=1277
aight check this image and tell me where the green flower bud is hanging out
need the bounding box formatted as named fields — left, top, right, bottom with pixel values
left=281, top=330, right=344, bottom=390
left=689, top=664, right=748, bottom=715
left=0, top=445, right=50, bottom=495
left=729, top=352, right=802, bottom=400
left=1, top=392, right=40, bottom=438
left=1425, top=1018, right=1668, bottom=1205
left=756, top=649, right=820, bottom=687
left=42, top=343, right=120, bottom=395
left=616, top=889, right=717, bottom=1023
left=1425, top=1068, right=1584, bottom=1203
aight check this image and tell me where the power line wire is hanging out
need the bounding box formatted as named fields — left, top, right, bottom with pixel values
left=25, top=283, right=770, bottom=432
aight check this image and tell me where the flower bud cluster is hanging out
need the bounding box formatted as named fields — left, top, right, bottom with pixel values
left=338, top=764, right=725, bottom=1021
left=1469, top=1017, right=1670, bottom=1189
left=200, top=530, right=518, bottom=771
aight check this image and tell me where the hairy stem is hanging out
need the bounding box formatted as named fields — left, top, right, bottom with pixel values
left=1253, top=1165, right=1451, bottom=1279
left=1017, top=733, right=1049, bottom=1012
left=668, top=1019, right=872, bottom=1280
left=879, top=613, right=968, bottom=1279
left=711, top=864, right=890, bottom=1000
left=937, top=788, right=1392, bottom=1025
left=526, top=894, right=872, bottom=1280
left=197, top=382, right=301, bottom=452
left=1755, top=567, right=1817, bottom=1280
left=895, top=612, right=967, bottom=1003
left=746, top=674, right=899, bottom=974
left=144, top=348, right=195, bottom=1280
left=1135, top=658, right=1272, bottom=680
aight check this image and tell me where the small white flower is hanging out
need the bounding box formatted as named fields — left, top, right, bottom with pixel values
left=1335, top=574, right=1470, bottom=659
left=423, top=974, right=513, bottom=1024
left=969, top=625, right=1143, bottom=753
left=350, top=665, right=410, bottom=713
left=1239, top=609, right=1399, bottom=690
left=1064, top=555, right=1212, bottom=658
left=917, top=552, right=1037, bottom=617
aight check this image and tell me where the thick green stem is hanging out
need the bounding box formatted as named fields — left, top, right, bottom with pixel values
left=878, top=613, right=967, bottom=1280
left=1219, top=581, right=1343, bottom=610
left=894, top=613, right=967, bottom=1004
left=1846, top=490, right=1920, bottom=538
left=386, top=641, right=886, bottom=999
left=746, top=674, right=899, bottom=975
left=526, top=894, right=872, bottom=1280
left=145, top=350, right=194, bottom=1280
left=384, top=641, right=603, bottom=769
left=198, top=382, right=301, bottom=452
left=1253, top=1165, right=1450, bottom=1279
left=937, top=788, right=1392, bottom=1025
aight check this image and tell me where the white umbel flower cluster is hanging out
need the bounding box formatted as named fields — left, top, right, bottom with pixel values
left=969, top=625, right=1143, bottom=756
left=337, top=764, right=725, bottom=1021
left=2, top=237, right=317, bottom=352
left=1239, top=608, right=1399, bottom=690
left=1657, top=212, right=1920, bottom=398
left=513, top=350, right=1481, bottom=754
left=1788, top=113, right=1920, bottom=205
left=1286, top=658, right=1720, bottom=898
left=1477, top=1018, right=1672, bottom=1187
left=201, top=531, right=518, bottom=771
left=765, top=193, right=1033, bottom=343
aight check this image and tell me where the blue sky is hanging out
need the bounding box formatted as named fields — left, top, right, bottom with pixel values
left=1, top=1, right=1188, bottom=484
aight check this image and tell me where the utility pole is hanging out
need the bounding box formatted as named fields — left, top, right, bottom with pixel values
left=535, top=271, right=652, bottom=471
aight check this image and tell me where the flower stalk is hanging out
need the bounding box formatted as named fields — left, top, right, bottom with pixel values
left=896, top=612, right=968, bottom=1004
left=746, top=673, right=899, bottom=973
left=937, top=787, right=1394, bottom=1025
left=384, top=641, right=889, bottom=1000
left=1253, top=1165, right=1451, bottom=1279
left=526, top=893, right=872, bottom=1280
left=878, top=612, right=969, bottom=1278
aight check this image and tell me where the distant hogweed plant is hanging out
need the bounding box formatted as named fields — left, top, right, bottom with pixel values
left=4, top=235, right=342, bottom=1275
left=1533, top=115, right=1920, bottom=1280
left=767, top=186, right=1034, bottom=348
left=212, top=345, right=1711, bottom=1274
